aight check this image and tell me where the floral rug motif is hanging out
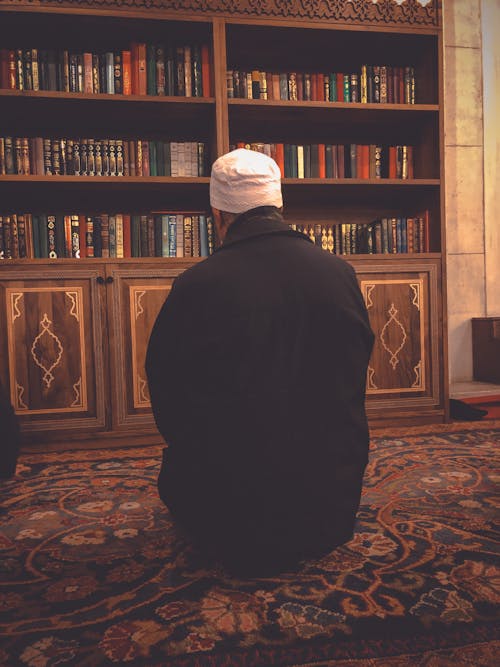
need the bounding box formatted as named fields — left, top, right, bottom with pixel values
left=1, top=424, right=499, bottom=666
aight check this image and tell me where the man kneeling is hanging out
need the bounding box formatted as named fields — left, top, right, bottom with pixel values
left=146, top=149, right=374, bottom=576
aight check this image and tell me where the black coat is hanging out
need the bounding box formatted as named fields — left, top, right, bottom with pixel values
left=146, top=207, right=374, bottom=573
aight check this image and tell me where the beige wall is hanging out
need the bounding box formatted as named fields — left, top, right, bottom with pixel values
left=443, top=0, right=499, bottom=384
left=482, top=0, right=500, bottom=317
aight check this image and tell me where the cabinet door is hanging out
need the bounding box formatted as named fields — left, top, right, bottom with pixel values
left=106, top=262, right=194, bottom=431
left=0, top=265, right=107, bottom=437
left=354, top=258, right=443, bottom=418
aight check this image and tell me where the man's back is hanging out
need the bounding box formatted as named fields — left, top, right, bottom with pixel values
left=146, top=208, right=374, bottom=574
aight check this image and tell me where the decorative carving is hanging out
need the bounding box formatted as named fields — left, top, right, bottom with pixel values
left=138, top=376, right=149, bottom=404
left=410, top=283, right=421, bottom=311
left=134, top=290, right=146, bottom=320
left=380, top=303, right=407, bottom=370
left=367, top=366, right=378, bottom=390
left=31, top=313, right=64, bottom=389
left=412, top=359, right=422, bottom=388
left=2, top=0, right=439, bottom=28
left=364, top=284, right=375, bottom=309
left=71, top=377, right=84, bottom=407
left=16, top=383, right=28, bottom=410
left=11, top=293, right=23, bottom=322
left=66, top=291, right=80, bottom=321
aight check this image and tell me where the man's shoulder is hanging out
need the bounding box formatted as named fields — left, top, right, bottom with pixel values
left=172, top=252, right=226, bottom=291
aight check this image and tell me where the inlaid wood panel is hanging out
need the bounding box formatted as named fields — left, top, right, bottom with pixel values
left=353, top=257, right=442, bottom=413
left=106, top=261, right=195, bottom=431
left=129, top=285, right=172, bottom=410
left=7, top=287, right=87, bottom=413
left=0, top=265, right=107, bottom=434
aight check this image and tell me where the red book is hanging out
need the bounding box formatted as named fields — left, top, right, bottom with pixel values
left=122, top=51, right=132, bottom=95
left=137, top=43, right=147, bottom=95
left=275, top=143, right=285, bottom=178
left=317, top=73, right=325, bottom=101
left=318, top=143, right=326, bottom=178
left=122, top=213, right=131, bottom=257
left=360, top=144, right=370, bottom=179
left=201, top=45, right=211, bottom=97
left=336, top=73, right=344, bottom=103
left=78, top=215, right=87, bottom=258
left=131, top=43, right=139, bottom=94
left=311, top=73, right=318, bottom=101
left=83, top=53, right=93, bottom=93
left=0, top=49, right=8, bottom=88
left=388, top=146, right=397, bottom=178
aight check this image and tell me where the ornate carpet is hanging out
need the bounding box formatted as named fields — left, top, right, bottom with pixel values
left=1, top=423, right=499, bottom=666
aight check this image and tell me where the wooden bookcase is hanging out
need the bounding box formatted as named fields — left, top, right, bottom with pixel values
left=0, top=0, right=447, bottom=448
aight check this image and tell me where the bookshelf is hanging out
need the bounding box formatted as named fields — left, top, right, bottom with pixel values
left=0, top=0, right=447, bottom=447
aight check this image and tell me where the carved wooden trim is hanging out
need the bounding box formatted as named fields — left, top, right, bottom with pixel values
left=0, top=0, right=440, bottom=29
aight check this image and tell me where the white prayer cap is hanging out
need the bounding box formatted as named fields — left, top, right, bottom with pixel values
left=210, top=148, right=283, bottom=214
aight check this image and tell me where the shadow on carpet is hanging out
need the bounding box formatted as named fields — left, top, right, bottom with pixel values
left=1, top=423, right=499, bottom=666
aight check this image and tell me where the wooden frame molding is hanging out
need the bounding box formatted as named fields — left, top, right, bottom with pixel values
left=0, top=0, right=440, bottom=29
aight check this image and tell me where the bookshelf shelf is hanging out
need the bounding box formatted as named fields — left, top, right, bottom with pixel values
left=0, top=89, right=216, bottom=104
left=228, top=99, right=439, bottom=112
left=282, top=179, right=439, bottom=186
left=0, top=175, right=211, bottom=183
left=0, top=0, right=448, bottom=441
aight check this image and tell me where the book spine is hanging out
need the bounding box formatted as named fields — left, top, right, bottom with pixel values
left=168, top=214, right=177, bottom=256
left=71, top=214, right=80, bottom=258
left=176, top=214, right=184, bottom=256
left=86, top=216, right=94, bottom=257
left=183, top=215, right=192, bottom=256
left=191, top=214, right=200, bottom=257
left=184, top=45, right=192, bottom=97
left=201, top=45, right=211, bottom=97
left=108, top=215, right=116, bottom=257
left=199, top=214, right=208, bottom=257
left=114, top=53, right=122, bottom=95
left=122, top=51, right=132, bottom=95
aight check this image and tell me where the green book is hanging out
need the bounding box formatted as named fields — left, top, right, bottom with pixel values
left=329, top=73, right=337, bottom=101
left=149, top=141, right=157, bottom=176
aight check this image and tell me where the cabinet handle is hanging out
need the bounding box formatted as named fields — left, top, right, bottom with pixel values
left=96, top=276, right=105, bottom=285
left=106, top=276, right=114, bottom=284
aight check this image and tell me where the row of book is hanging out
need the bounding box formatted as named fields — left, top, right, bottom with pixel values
left=0, top=212, right=216, bottom=259
left=0, top=44, right=211, bottom=97
left=232, top=142, right=414, bottom=180
left=0, top=138, right=208, bottom=177
left=227, top=65, right=416, bottom=104
left=293, top=215, right=430, bottom=255
left=1, top=211, right=430, bottom=259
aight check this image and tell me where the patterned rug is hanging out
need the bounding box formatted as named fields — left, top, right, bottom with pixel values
left=1, top=423, right=499, bottom=666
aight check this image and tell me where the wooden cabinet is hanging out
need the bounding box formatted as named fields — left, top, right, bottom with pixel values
left=0, top=259, right=194, bottom=445
left=0, top=263, right=107, bottom=437
left=353, top=256, right=444, bottom=425
left=106, top=261, right=192, bottom=432
left=0, top=0, right=448, bottom=445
